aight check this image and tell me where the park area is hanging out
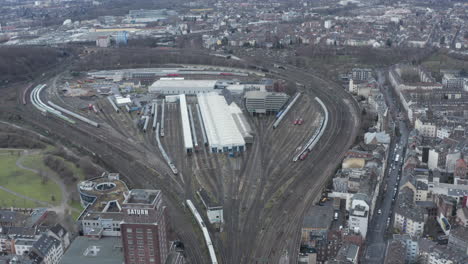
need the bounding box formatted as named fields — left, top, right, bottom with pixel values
left=0, top=148, right=85, bottom=219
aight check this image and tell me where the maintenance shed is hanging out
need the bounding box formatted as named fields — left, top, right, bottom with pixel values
left=149, top=79, right=218, bottom=95
left=197, top=92, right=246, bottom=153
left=179, top=94, right=194, bottom=153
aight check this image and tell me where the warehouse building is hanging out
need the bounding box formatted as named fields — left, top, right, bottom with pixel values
left=179, top=94, right=193, bottom=153
left=244, top=91, right=289, bottom=114
left=149, top=79, right=218, bottom=95
left=228, top=102, right=254, bottom=143
left=197, top=92, right=246, bottom=153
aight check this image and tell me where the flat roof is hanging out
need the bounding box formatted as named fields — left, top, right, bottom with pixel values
left=179, top=94, right=194, bottom=150
left=60, top=237, right=123, bottom=264
left=302, top=205, right=334, bottom=229
left=149, top=79, right=217, bottom=92
left=197, top=92, right=245, bottom=149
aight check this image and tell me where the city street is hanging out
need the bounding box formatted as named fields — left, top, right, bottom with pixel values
left=363, top=70, right=410, bottom=263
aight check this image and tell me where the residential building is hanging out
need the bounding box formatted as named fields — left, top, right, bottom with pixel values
left=448, top=226, right=468, bottom=255
left=415, top=118, right=437, bottom=138
left=348, top=196, right=369, bottom=238
left=384, top=239, right=406, bottom=264
left=393, top=187, right=426, bottom=237
left=30, top=234, right=64, bottom=264
left=352, top=68, right=373, bottom=81
left=442, top=73, right=464, bottom=90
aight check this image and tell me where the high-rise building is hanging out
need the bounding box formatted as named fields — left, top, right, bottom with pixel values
left=120, top=190, right=168, bottom=264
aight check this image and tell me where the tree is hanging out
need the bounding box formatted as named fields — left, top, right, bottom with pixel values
left=460, top=68, right=467, bottom=77
left=51, top=195, right=56, bottom=202
left=221, top=37, right=228, bottom=46
left=386, top=39, right=392, bottom=47
left=440, top=36, right=445, bottom=45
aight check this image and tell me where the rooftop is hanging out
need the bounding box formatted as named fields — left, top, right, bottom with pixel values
left=60, top=237, right=123, bottom=264
left=149, top=79, right=218, bottom=92
left=78, top=173, right=129, bottom=214
left=197, top=92, right=246, bottom=149
left=395, top=187, right=426, bottom=222
left=33, top=234, right=60, bottom=257
left=123, top=189, right=161, bottom=206
left=302, top=205, right=334, bottom=230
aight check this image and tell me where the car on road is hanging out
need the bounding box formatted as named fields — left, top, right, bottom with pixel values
left=297, top=118, right=304, bottom=125
left=378, top=209, right=382, bottom=214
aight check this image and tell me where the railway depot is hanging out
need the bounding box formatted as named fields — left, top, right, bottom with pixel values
left=23, top=63, right=342, bottom=264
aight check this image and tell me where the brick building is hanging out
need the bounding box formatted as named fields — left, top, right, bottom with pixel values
left=120, top=190, right=168, bottom=264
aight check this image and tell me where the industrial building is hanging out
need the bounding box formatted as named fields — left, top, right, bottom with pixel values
left=244, top=91, right=289, bottom=114
left=149, top=79, right=218, bottom=95
left=197, top=92, right=246, bottom=153
left=197, top=189, right=224, bottom=225
left=179, top=94, right=194, bottom=153
left=228, top=102, right=254, bottom=143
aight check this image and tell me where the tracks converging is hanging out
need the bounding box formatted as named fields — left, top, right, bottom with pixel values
left=12, top=61, right=360, bottom=264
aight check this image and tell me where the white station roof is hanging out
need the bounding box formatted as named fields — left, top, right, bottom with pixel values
left=197, top=92, right=245, bottom=150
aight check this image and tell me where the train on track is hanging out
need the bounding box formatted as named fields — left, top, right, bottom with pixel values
left=292, top=97, right=329, bottom=162
left=186, top=200, right=218, bottom=264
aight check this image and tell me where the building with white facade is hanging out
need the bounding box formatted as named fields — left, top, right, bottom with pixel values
left=442, top=73, right=464, bottom=90
left=244, top=91, right=289, bottom=114
left=197, top=92, right=246, bottom=153
left=149, top=80, right=218, bottom=95
left=436, top=127, right=451, bottom=139
left=30, top=234, right=64, bottom=264
left=415, top=118, right=437, bottom=137
left=14, top=239, right=35, bottom=256
left=393, top=187, right=426, bottom=237
left=445, top=150, right=461, bottom=173
left=352, top=68, right=373, bottom=81
left=179, top=94, right=194, bottom=153
left=348, top=194, right=369, bottom=238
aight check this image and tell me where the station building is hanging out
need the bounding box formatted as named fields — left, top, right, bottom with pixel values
left=197, top=92, right=246, bottom=153
left=149, top=79, right=218, bottom=95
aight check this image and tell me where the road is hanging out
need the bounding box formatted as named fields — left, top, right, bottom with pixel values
left=3, top=52, right=360, bottom=264
left=363, top=69, right=410, bottom=263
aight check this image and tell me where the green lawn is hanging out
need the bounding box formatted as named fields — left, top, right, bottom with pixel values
left=0, top=154, right=62, bottom=206
left=23, top=151, right=86, bottom=182
left=69, top=200, right=84, bottom=220
left=422, top=53, right=468, bottom=73
left=0, top=189, right=40, bottom=208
